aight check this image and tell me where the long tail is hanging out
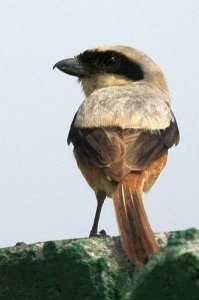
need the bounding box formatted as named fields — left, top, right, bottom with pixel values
left=112, top=173, right=159, bottom=268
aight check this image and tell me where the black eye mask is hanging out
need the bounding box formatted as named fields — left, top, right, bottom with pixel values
left=77, top=50, right=144, bottom=81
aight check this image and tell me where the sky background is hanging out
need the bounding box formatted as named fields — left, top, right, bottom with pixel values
left=0, top=1, right=199, bottom=248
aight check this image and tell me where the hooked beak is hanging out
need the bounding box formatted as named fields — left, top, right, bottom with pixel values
left=53, top=57, right=92, bottom=77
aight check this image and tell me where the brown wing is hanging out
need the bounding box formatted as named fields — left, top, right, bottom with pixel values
left=67, top=115, right=179, bottom=182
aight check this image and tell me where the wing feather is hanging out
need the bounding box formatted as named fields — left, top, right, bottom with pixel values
left=67, top=115, right=179, bottom=182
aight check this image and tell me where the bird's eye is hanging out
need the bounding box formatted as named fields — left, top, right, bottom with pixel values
left=103, top=55, right=118, bottom=67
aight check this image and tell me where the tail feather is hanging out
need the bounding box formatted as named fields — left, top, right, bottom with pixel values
left=113, top=174, right=159, bottom=268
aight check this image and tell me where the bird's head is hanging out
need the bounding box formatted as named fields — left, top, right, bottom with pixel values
left=53, top=45, right=168, bottom=96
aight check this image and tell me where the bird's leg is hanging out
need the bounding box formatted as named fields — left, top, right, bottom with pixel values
left=89, top=191, right=106, bottom=237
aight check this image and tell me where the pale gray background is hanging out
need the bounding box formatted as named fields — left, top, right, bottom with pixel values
left=0, top=1, right=198, bottom=248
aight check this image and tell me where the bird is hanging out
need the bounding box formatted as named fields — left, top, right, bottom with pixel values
left=53, top=45, right=180, bottom=268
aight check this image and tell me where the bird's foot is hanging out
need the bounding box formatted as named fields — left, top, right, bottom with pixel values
left=89, top=229, right=108, bottom=238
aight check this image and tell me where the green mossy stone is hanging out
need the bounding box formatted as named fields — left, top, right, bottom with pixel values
left=0, top=229, right=198, bottom=299
left=131, top=228, right=199, bottom=300
left=0, top=237, right=132, bottom=300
